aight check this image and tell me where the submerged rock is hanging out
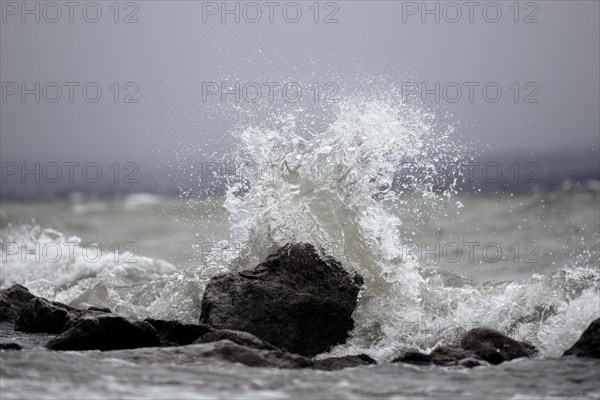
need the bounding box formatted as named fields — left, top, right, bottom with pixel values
left=46, top=315, right=161, bottom=351
left=314, top=354, right=377, bottom=370
left=97, top=341, right=314, bottom=369
left=460, top=328, right=537, bottom=365
left=393, top=328, right=536, bottom=367
left=196, top=340, right=313, bottom=369
left=393, top=351, right=434, bottom=366
left=194, top=329, right=280, bottom=351
left=0, top=342, right=22, bottom=351
left=393, top=346, right=482, bottom=368
left=563, top=318, right=600, bottom=359
left=145, top=319, right=214, bottom=346
left=199, top=243, right=363, bottom=357
left=0, top=284, right=36, bottom=322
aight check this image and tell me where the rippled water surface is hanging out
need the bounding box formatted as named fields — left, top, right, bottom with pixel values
left=1, top=344, right=599, bottom=399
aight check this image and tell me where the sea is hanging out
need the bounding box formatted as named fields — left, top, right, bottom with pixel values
left=1, top=100, right=599, bottom=399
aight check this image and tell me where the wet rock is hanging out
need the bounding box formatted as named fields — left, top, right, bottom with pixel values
left=460, top=328, right=537, bottom=365
left=458, top=358, right=483, bottom=368
left=563, top=318, right=600, bottom=359
left=96, top=340, right=314, bottom=369
left=0, top=342, right=22, bottom=351
left=393, top=329, right=536, bottom=367
left=197, top=340, right=313, bottom=369
left=145, top=318, right=214, bottom=346
left=428, top=346, right=482, bottom=367
left=392, top=346, right=482, bottom=368
left=46, top=315, right=161, bottom=351
left=15, top=298, right=77, bottom=333
left=313, top=354, right=377, bottom=370
left=200, top=243, right=363, bottom=357
left=0, top=284, right=36, bottom=322
left=194, top=329, right=280, bottom=351
left=0, top=301, right=16, bottom=322
left=14, top=297, right=108, bottom=334
left=393, top=351, right=434, bottom=366
left=1, top=285, right=111, bottom=334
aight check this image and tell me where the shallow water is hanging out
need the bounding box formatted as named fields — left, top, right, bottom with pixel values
left=1, top=342, right=599, bottom=400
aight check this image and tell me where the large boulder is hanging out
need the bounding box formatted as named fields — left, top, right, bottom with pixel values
left=46, top=315, right=161, bottom=351
left=0, top=284, right=36, bottom=322
left=199, top=243, right=363, bottom=357
left=563, top=318, right=600, bottom=358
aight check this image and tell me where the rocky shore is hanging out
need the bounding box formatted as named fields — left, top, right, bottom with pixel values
left=1, top=243, right=598, bottom=369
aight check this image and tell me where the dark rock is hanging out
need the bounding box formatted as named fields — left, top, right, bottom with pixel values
left=1, top=284, right=112, bottom=334
left=194, top=329, right=280, bottom=351
left=200, top=243, right=363, bottom=357
left=197, top=340, right=313, bottom=369
left=393, top=351, right=433, bottom=366
left=92, top=342, right=314, bottom=369
left=0, top=284, right=36, bottom=322
left=15, top=297, right=108, bottom=334
left=145, top=318, right=214, bottom=346
left=429, top=345, right=482, bottom=367
left=563, top=318, right=600, bottom=358
left=460, top=328, right=537, bottom=365
left=46, top=315, right=161, bottom=351
left=393, top=329, right=536, bottom=368
left=393, top=346, right=482, bottom=367
left=0, top=342, right=22, bottom=351
left=15, top=298, right=75, bottom=333
left=313, top=354, right=377, bottom=370
left=459, top=358, right=483, bottom=368
left=0, top=301, right=16, bottom=322
left=88, top=307, right=112, bottom=313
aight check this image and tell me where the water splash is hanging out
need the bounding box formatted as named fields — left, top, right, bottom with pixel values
left=0, top=225, right=208, bottom=322
left=1, top=97, right=597, bottom=361
left=221, top=97, right=599, bottom=360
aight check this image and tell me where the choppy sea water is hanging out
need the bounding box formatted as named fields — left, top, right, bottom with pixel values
left=1, top=192, right=598, bottom=399
left=1, top=345, right=599, bottom=400
left=1, top=101, right=599, bottom=399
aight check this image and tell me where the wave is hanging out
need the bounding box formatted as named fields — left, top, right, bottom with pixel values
left=221, top=97, right=600, bottom=360
left=0, top=225, right=216, bottom=323
left=1, top=98, right=598, bottom=361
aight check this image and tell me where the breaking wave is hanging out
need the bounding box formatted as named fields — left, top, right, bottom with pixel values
left=1, top=97, right=598, bottom=361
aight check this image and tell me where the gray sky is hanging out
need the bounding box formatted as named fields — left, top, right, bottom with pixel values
left=1, top=1, right=599, bottom=195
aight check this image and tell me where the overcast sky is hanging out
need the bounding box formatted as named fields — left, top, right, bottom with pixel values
left=1, top=1, right=598, bottom=194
